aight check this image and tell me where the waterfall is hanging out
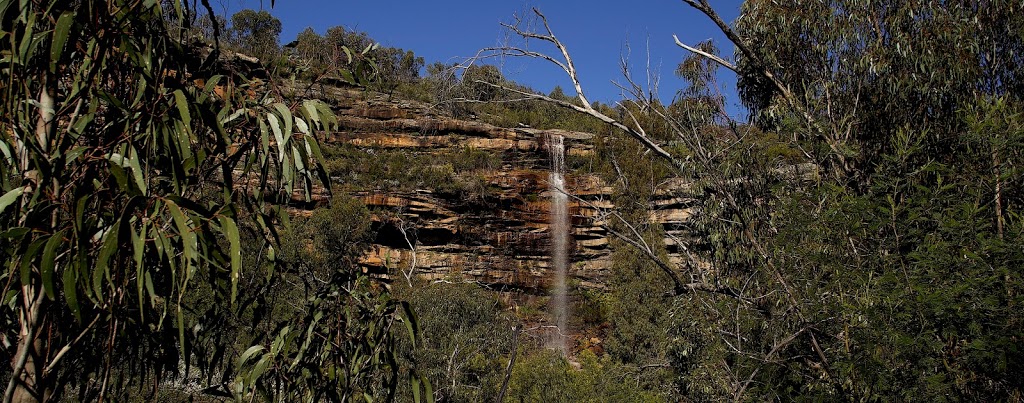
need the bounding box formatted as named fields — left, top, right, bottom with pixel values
left=548, top=134, right=570, bottom=355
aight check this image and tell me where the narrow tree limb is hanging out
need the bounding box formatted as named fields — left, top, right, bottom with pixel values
left=475, top=8, right=684, bottom=171
left=680, top=0, right=850, bottom=174
left=397, top=219, right=417, bottom=287
left=563, top=188, right=749, bottom=303
left=673, top=35, right=737, bottom=72
left=494, top=325, right=520, bottom=403
left=474, top=80, right=681, bottom=168
left=503, top=8, right=592, bottom=108
left=808, top=331, right=832, bottom=379
left=42, top=315, right=102, bottom=377
left=479, top=47, right=570, bottom=76
left=734, top=325, right=811, bottom=401
left=680, top=0, right=792, bottom=102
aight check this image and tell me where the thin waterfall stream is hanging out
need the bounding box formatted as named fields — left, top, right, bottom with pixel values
left=548, top=134, right=569, bottom=355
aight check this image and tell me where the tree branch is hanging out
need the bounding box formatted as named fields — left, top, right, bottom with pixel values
left=494, top=325, right=520, bottom=403
left=679, top=0, right=850, bottom=174
left=673, top=35, right=736, bottom=73
left=42, top=315, right=102, bottom=377
left=564, top=189, right=750, bottom=303
left=473, top=80, right=681, bottom=168
left=472, top=9, right=684, bottom=170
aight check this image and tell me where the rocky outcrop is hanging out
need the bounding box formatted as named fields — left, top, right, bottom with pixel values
left=299, top=88, right=691, bottom=292
left=219, top=60, right=697, bottom=293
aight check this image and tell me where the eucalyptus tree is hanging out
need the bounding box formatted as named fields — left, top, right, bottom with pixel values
left=469, top=7, right=800, bottom=400
left=733, top=0, right=1024, bottom=177
left=730, top=0, right=1024, bottom=399
left=229, top=9, right=283, bottom=64
left=0, top=1, right=426, bottom=402
left=324, top=26, right=374, bottom=61
left=460, top=64, right=506, bottom=102
left=292, top=27, right=330, bottom=73
left=477, top=1, right=1022, bottom=400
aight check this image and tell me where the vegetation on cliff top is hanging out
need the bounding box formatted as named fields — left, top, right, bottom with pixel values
left=1, top=1, right=1022, bottom=402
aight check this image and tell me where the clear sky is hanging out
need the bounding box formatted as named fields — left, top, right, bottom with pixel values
left=210, top=0, right=747, bottom=119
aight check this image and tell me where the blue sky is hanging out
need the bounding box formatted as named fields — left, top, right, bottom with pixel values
left=211, top=0, right=747, bottom=119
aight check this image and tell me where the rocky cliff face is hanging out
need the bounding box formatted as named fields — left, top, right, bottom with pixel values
left=299, top=86, right=693, bottom=292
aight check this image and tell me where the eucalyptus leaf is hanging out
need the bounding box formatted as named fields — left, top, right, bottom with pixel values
left=0, top=186, right=26, bottom=215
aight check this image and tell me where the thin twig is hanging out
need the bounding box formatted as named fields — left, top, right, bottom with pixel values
left=42, top=315, right=102, bottom=377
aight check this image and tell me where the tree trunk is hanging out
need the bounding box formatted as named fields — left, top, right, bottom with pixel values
left=6, top=69, right=58, bottom=403
left=10, top=338, right=49, bottom=403
left=6, top=287, right=50, bottom=403
left=993, top=148, right=1004, bottom=239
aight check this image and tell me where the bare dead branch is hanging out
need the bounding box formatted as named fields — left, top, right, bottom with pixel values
left=562, top=187, right=750, bottom=303
left=679, top=0, right=850, bottom=174
left=469, top=8, right=683, bottom=169
left=673, top=35, right=737, bottom=73
left=680, top=0, right=790, bottom=101
left=473, top=79, right=682, bottom=168
left=397, top=220, right=417, bottom=287
left=494, top=325, right=521, bottom=403
left=478, top=46, right=570, bottom=75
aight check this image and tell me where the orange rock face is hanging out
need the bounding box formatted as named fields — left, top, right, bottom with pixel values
left=279, top=88, right=694, bottom=292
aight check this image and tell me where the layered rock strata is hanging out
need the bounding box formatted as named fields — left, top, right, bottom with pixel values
left=298, top=88, right=693, bottom=292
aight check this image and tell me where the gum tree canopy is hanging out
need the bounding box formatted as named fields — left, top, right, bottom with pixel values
left=479, top=1, right=1023, bottom=400
left=229, top=8, right=282, bottom=63
left=0, top=0, right=356, bottom=401
left=734, top=0, right=1024, bottom=173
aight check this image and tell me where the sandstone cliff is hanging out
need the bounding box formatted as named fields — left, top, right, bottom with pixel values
left=291, top=86, right=696, bottom=292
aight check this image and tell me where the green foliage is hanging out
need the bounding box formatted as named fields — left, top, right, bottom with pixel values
left=193, top=13, right=227, bottom=42
left=716, top=1, right=1024, bottom=398
left=322, top=144, right=500, bottom=199
left=467, top=86, right=612, bottom=133
left=291, top=27, right=329, bottom=70
left=571, top=286, right=608, bottom=329
left=588, top=134, right=680, bottom=398
left=231, top=198, right=420, bottom=401
left=390, top=281, right=665, bottom=403
left=845, top=100, right=1020, bottom=400
left=461, top=64, right=505, bottom=102
left=447, top=146, right=502, bottom=172
left=393, top=282, right=515, bottom=402
left=757, top=113, right=1023, bottom=400
left=393, top=62, right=460, bottom=106
left=663, top=6, right=1024, bottom=399
left=388, top=61, right=615, bottom=133
left=735, top=0, right=1024, bottom=168
left=0, top=0, right=421, bottom=401
left=286, top=25, right=424, bottom=94
left=375, top=47, right=426, bottom=95
left=486, top=2, right=1023, bottom=401
left=505, top=349, right=664, bottom=403
left=229, top=9, right=283, bottom=64
left=285, top=195, right=373, bottom=273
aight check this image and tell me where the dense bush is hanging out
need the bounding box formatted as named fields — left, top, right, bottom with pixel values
left=321, top=144, right=501, bottom=201
left=505, top=349, right=663, bottom=403
left=393, top=282, right=515, bottom=402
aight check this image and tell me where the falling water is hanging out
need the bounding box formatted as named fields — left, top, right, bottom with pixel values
left=547, top=134, right=570, bottom=355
